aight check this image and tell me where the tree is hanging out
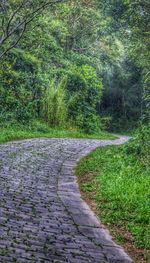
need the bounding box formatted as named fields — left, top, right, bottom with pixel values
left=124, top=0, right=150, bottom=122
left=0, top=0, right=66, bottom=58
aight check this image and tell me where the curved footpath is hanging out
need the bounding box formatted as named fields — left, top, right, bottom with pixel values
left=0, top=137, right=133, bottom=263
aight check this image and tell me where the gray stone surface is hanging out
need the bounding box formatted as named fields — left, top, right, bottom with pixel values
left=0, top=137, right=133, bottom=263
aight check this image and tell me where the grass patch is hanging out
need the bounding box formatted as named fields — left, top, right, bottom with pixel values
left=76, top=145, right=150, bottom=262
left=0, top=120, right=116, bottom=144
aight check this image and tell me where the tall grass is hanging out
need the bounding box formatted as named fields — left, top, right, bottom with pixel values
left=43, top=78, right=67, bottom=127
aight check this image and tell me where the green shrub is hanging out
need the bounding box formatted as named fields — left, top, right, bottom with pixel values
left=74, top=112, right=101, bottom=134
left=124, top=124, right=150, bottom=167
left=0, top=50, right=43, bottom=123
left=66, top=65, right=103, bottom=133
left=100, top=116, right=112, bottom=130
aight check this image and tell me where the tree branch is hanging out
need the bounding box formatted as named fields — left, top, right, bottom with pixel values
left=6, top=0, right=26, bottom=35
left=0, top=0, right=66, bottom=57
left=0, top=23, right=27, bottom=58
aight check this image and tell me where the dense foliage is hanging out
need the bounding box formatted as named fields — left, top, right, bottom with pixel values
left=0, top=0, right=149, bottom=133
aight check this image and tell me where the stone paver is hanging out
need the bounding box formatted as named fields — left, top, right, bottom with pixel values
left=0, top=137, right=133, bottom=263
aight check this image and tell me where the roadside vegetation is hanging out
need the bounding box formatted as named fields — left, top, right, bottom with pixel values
left=0, top=120, right=116, bottom=144
left=76, top=125, right=150, bottom=262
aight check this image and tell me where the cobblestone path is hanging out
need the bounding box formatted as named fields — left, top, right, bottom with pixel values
left=0, top=137, right=133, bottom=263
